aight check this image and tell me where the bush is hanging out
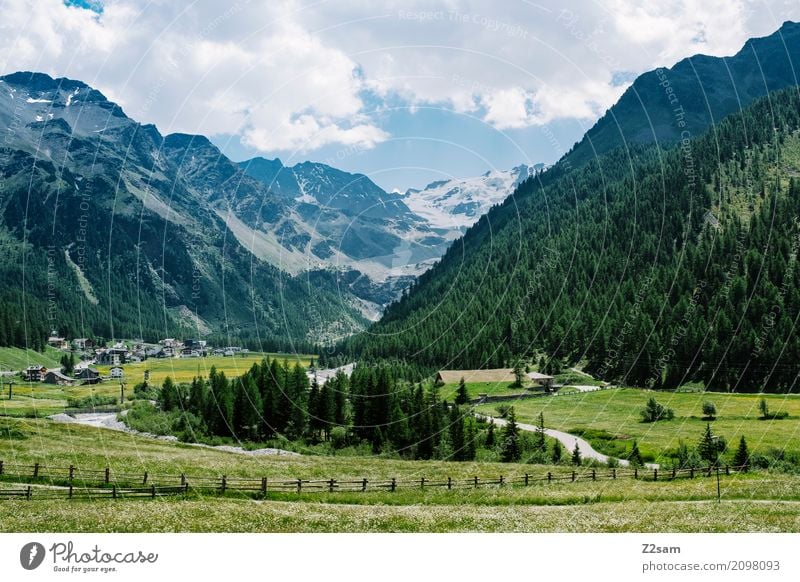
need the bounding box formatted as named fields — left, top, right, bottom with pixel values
left=330, top=426, right=348, bottom=449
left=495, top=404, right=512, bottom=418
left=66, top=394, right=119, bottom=409
left=640, top=397, right=675, bottom=423
left=0, top=422, right=26, bottom=440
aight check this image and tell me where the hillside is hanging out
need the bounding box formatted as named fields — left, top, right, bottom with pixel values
left=0, top=72, right=365, bottom=348
left=345, top=87, right=800, bottom=393
left=566, top=21, right=800, bottom=166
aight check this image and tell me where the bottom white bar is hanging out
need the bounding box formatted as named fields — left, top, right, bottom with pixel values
left=0, top=533, right=795, bottom=581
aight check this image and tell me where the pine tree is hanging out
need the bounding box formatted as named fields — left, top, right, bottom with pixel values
left=628, top=440, right=643, bottom=467
left=733, top=435, right=750, bottom=471
left=159, top=376, right=178, bottom=411
left=512, top=361, right=525, bottom=387
left=455, top=377, right=469, bottom=405
left=485, top=419, right=496, bottom=448
left=571, top=442, right=582, bottom=466
left=234, top=376, right=263, bottom=440
left=698, top=423, right=725, bottom=465
left=551, top=440, right=563, bottom=464
left=499, top=407, right=521, bottom=462
left=535, top=412, right=546, bottom=451
left=759, top=397, right=769, bottom=419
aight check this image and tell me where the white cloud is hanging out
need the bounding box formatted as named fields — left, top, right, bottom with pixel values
left=0, top=0, right=797, bottom=152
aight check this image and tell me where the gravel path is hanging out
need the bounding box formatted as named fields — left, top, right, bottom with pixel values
left=483, top=415, right=658, bottom=469
left=48, top=412, right=299, bottom=457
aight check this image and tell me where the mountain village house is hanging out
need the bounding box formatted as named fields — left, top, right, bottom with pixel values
left=22, top=365, right=47, bottom=382
left=43, top=369, right=75, bottom=386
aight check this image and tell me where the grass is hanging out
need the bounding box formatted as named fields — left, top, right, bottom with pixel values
left=476, top=388, right=800, bottom=463
left=0, top=382, right=123, bottom=417
left=0, top=346, right=61, bottom=370
left=440, top=381, right=544, bottom=401
left=0, top=417, right=799, bottom=532
left=93, top=351, right=315, bottom=385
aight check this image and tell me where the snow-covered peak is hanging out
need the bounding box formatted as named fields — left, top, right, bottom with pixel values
left=401, top=164, right=545, bottom=230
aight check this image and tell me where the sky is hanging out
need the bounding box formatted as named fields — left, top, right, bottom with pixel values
left=1, top=0, right=800, bottom=192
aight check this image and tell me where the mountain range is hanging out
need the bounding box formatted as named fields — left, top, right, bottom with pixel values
left=0, top=71, right=532, bottom=347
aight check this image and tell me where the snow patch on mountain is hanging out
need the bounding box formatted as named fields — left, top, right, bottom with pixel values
left=402, top=164, right=544, bottom=230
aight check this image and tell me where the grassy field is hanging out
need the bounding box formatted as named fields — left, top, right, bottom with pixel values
left=440, top=381, right=543, bottom=401
left=0, top=381, right=122, bottom=417
left=0, top=417, right=799, bottom=532
left=94, top=352, right=315, bottom=385
left=0, top=346, right=61, bottom=370
left=0, top=351, right=315, bottom=417
left=476, top=388, right=800, bottom=462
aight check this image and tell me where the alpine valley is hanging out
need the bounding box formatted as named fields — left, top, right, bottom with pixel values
left=0, top=71, right=534, bottom=348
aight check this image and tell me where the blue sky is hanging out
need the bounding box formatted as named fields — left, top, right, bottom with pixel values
left=4, top=1, right=800, bottom=191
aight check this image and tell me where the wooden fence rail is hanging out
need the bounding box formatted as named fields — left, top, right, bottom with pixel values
left=0, top=459, right=748, bottom=501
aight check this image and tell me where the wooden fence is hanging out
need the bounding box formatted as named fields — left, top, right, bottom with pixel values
left=0, top=459, right=746, bottom=501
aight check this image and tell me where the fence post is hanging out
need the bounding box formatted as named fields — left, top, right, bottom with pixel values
left=69, top=465, right=75, bottom=482
left=296, top=478, right=302, bottom=493
left=690, top=467, right=694, bottom=479
left=262, top=477, right=268, bottom=495
left=447, top=477, right=452, bottom=490
left=180, top=473, right=186, bottom=487
left=33, top=462, right=39, bottom=478
left=328, top=478, right=335, bottom=493
left=151, top=484, right=156, bottom=499
left=221, top=475, right=227, bottom=494
left=547, top=472, right=552, bottom=483
left=143, top=471, right=148, bottom=485
left=184, top=482, right=189, bottom=495
left=592, top=469, right=596, bottom=481
left=524, top=473, right=529, bottom=486
left=672, top=468, right=676, bottom=480
left=112, top=485, right=117, bottom=500
left=474, top=476, right=479, bottom=488
left=725, top=465, right=730, bottom=476
left=634, top=468, right=638, bottom=480
left=420, top=477, right=426, bottom=489
left=26, top=486, right=31, bottom=500
left=361, top=478, right=367, bottom=492
left=68, top=484, right=73, bottom=499
left=653, top=469, right=658, bottom=481
left=391, top=478, right=396, bottom=492
left=571, top=471, right=576, bottom=482
left=499, top=475, right=505, bottom=487
left=104, top=467, right=110, bottom=485
left=0, top=460, right=3, bottom=475
left=612, top=468, right=616, bottom=480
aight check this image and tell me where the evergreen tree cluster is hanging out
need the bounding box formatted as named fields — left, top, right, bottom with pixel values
left=343, top=89, right=800, bottom=393
left=157, top=359, right=479, bottom=461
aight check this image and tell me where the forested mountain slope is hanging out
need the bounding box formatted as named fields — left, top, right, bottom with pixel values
left=346, top=88, right=800, bottom=393
left=566, top=21, right=800, bottom=166
left=0, top=72, right=364, bottom=349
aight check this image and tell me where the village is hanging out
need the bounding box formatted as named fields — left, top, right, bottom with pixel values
left=15, top=332, right=250, bottom=387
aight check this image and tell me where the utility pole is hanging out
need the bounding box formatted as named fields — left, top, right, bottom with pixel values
left=8, top=380, right=13, bottom=401
left=712, top=435, right=721, bottom=504
left=119, top=382, right=125, bottom=404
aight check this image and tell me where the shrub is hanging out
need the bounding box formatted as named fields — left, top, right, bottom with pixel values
left=330, top=426, right=348, bottom=449
left=495, top=404, right=512, bottom=418
left=701, top=401, right=717, bottom=420
left=640, top=397, right=675, bottom=423
left=67, top=394, right=119, bottom=409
